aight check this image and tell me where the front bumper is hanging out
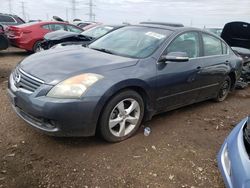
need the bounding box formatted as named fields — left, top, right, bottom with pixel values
left=217, top=117, right=250, bottom=188
left=8, top=73, right=101, bottom=137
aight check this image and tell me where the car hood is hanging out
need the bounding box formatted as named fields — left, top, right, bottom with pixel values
left=44, top=30, right=81, bottom=40
left=19, top=45, right=138, bottom=85
left=232, top=47, right=250, bottom=55
left=221, top=22, right=250, bottom=49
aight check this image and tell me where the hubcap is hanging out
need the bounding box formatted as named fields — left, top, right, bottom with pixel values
left=109, top=98, right=140, bottom=137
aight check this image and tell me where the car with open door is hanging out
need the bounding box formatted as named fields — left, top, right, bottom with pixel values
left=221, top=21, right=250, bottom=83
left=39, top=25, right=124, bottom=51
left=8, top=23, right=242, bottom=142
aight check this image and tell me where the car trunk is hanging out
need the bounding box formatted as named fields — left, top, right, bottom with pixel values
left=6, top=25, right=31, bottom=39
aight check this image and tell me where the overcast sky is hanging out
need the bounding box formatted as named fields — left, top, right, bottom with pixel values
left=1, top=0, right=250, bottom=27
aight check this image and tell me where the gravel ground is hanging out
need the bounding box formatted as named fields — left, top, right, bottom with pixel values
left=1, top=48, right=250, bottom=188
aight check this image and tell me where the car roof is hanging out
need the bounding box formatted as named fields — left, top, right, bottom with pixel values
left=135, top=23, right=197, bottom=32
left=140, top=21, right=184, bottom=27
left=0, top=13, right=20, bottom=17
left=106, top=24, right=125, bottom=28
left=15, top=21, right=73, bottom=28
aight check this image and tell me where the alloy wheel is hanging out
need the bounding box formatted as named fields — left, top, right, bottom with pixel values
left=109, top=98, right=141, bottom=137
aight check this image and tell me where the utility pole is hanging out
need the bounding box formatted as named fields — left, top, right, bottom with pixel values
left=89, top=0, right=93, bottom=21
left=66, top=8, right=69, bottom=21
left=86, top=0, right=95, bottom=21
left=72, top=0, right=77, bottom=20
left=8, top=0, right=12, bottom=14
left=20, top=1, right=26, bottom=21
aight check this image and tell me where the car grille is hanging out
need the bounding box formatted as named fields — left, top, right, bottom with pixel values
left=12, top=68, right=44, bottom=92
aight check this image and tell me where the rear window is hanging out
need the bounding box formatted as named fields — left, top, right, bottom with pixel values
left=202, top=34, right=223, bottom=56
left=0, top=15, right=16, bottom=23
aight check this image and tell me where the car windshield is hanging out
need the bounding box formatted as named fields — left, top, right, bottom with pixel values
left=89, top=26, right=172, bottom=58
left=82, top=25, right=114, bottom=39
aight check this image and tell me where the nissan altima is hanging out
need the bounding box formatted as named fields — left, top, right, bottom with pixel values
left=8, top=23, right=242, bottom=142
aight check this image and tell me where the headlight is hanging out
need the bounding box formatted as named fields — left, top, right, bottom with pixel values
left=47, top=73, right=103, bottom=99
left=222, top=144, right=231, bottom=176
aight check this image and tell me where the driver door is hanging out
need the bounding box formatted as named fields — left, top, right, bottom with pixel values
left=156, top=31, right=203, bottom=111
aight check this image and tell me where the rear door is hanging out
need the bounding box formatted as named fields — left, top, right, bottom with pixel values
left=156, top=31, right=204, bottom=110
left=197, top=33, right=231, bottom=100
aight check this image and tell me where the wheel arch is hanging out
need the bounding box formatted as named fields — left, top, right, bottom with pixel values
left=94, top=79, right=156, bottom=134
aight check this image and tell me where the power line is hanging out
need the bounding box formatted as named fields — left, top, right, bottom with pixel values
left=70, top=0, right=87, bottom=20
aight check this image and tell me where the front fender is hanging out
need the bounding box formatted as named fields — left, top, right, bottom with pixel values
left=91, top=79, right=156, bottom=129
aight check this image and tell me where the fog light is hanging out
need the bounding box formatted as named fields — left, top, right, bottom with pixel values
left=222, top=144, right=231, bottom=176
left=44, top=120, right=57, bottom=129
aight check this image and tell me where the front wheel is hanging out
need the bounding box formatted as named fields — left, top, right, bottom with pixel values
left=99, top=90, right=144, bottom=142
left=214, top=76, right=231, bottom=102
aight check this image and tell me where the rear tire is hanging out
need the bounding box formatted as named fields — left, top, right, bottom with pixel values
left=214, top=76, right=231, bottom=102
left=33, top=40, right=42, bottom=53
left=99, top=90, right=144, bottom=142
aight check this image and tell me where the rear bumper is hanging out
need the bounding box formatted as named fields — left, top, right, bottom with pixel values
left=9, top=38, right=32, bottom=51
left=8, top=74, right=101, bottom=137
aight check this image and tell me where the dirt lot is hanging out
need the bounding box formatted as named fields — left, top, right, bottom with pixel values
left=0, top=48, right=250, bottom=188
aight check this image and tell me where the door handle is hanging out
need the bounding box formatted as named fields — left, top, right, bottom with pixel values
left=225, top=60, right=229, bottom=65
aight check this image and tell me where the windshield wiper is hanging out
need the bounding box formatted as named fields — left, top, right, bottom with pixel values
left=91, top=47, right=114, bottom=55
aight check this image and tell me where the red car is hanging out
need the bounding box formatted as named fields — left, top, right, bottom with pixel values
left=6, top=21, right=83, bottom=52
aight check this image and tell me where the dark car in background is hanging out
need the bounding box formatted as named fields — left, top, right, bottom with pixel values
left=6, top=21, right=83, bottom=52
left=218, top=117, right=250, bottom=188
left=0, top=13, right=25, bottom=27
left=0, top=24, right=9, bottom=51
left=221, top=22, right=250, bottom=82
left=8, top=23, right=242, bottom=142
left=39, top=25, right=124, bottom=51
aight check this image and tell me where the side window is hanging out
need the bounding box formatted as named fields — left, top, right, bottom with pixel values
left=0, top=15, right=16, bottom=23
left=42, top=24, right=50, bottom=30
left=222, top=42, right=228, bottom=54
left=50, top=24, right=66, bottom=31
left=202, top=34, right=223, bottom=56
left=66, top=25, right=82, bottom=33
left=166, top=32, right=200, bottom=58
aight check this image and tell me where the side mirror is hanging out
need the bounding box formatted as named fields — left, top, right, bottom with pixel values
left=159, top=52, right=189, bottom=63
